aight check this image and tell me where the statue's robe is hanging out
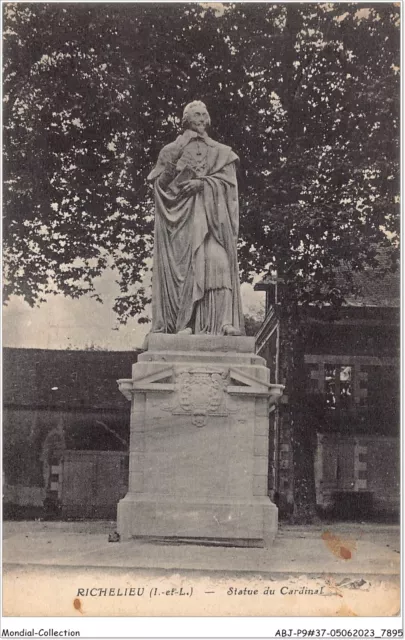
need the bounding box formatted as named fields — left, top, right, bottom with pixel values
left=147, top=130, right=245, bottom=335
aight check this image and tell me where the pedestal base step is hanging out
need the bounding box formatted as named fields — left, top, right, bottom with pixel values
left=117, top=494, right=278, bottom=548
left=124, top=535, right=265, bottom=548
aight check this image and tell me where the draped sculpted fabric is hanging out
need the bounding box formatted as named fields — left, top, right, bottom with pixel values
left=147, top=128, right=245, bottom=336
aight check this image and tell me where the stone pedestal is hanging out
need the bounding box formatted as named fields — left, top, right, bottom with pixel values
left=117, top=335, right=283, bottom=547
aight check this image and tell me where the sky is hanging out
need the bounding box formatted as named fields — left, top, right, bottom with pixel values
left=3, top=270, right=265, bottom=351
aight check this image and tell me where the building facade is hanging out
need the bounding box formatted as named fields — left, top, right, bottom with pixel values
left=3, top=348, right=139, bottom=519
left=255, top=267, right=400, bottom=519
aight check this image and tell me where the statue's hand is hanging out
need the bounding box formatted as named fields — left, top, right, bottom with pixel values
left=158, top=162, right=177, bottom=190
left=180, top=179, right=203, bottom=196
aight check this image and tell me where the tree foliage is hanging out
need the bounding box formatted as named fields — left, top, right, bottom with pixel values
left=4, top=2, right=400, bottom=321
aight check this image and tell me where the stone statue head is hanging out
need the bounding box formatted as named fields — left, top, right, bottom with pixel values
left=182, top=101, right=211, bottom=134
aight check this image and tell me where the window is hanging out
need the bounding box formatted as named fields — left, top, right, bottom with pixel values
left=324, top=365, right=353, bottom=410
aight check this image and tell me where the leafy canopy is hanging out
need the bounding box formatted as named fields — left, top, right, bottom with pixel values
left=3, top=2, right=400, bottom=322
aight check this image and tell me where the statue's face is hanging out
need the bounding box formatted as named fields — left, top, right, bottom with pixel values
left=186, top=105, right=210, bottom=135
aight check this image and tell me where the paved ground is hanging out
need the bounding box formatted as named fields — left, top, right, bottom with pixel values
left=3, top=520, right=400, bottom=617
left=3, top=520, right=400, bottom=576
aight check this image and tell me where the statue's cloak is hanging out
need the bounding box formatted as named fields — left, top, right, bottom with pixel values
left=147, top=133, right=244, bottom=335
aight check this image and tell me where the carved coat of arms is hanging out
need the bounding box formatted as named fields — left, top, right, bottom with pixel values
left=173, top=367, right=229, bottom=427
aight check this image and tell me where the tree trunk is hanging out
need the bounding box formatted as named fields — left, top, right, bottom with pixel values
left=278, top=305, right=318, bottom=523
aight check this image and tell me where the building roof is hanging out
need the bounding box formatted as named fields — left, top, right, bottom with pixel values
left=3, top=348, right=140, bottom=410
left=255, top=255, right=400, bottom=308
left=342, top=269, right=400, bottom=308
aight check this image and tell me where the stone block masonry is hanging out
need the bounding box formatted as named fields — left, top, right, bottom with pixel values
left=117, top=335, right=283, bottom=547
